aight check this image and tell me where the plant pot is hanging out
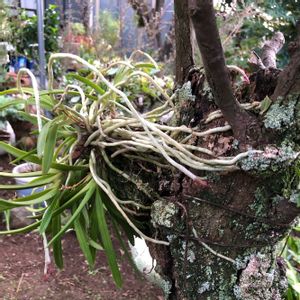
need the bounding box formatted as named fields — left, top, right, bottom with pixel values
left=4, top=72, right=31, bottom=87
left=9, top=162, right=42, bottom=229
left=0, top=120, right=16, bottom=155
left=12, top=162, right=42, bottom=197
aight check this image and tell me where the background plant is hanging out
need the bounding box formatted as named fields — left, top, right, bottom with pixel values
left=9, top=4, right=60, bottom=64
left=98, top=11, right=120, bottom=47
left=0, top=95, right=24, bottom=121
left=217, top=0, right=300, bottom=68
left=0, top=0, right=11, bottom=42
left=283, top=227, right=300, bottom=300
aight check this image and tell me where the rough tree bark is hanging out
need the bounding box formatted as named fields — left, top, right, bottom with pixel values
left=110, top=1, right=300, bottom=299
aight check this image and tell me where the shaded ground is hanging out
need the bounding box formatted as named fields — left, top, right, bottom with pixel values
left=0, top=154, right=163, bottom=300
left=0, top=233, right=163, bottom=300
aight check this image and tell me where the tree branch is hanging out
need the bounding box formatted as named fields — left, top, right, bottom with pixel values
left=128, top=0, right=150, bottom=27
left=188, top=0, right=259, bottom=143
left=272, top=22, right=300, bottom=100
left=261, top=32, right=285, bottom=69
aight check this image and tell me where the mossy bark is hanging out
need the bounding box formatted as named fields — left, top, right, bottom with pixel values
left=156, top=170, right=299, bottom=299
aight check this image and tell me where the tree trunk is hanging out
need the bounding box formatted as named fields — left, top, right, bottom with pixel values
left=118, top=0, right=125, bottom=50
left=154, top=0, right=165, bottom=48
left=82, top=0, right=92, bottom=35
left=151, top=2, right=300, bottom=299
left=110, top=2, right=300, bottom=299
left=174, top=0, right=194, bottom=86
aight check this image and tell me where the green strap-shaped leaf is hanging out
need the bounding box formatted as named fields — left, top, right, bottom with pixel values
left=0, top=141, right=88, bottom=171
left=53, top=136, right=76, bottom=160
left=10, top=149, right=39, bottom=165
left=89, top=199, right=102, bottom=259
left=95, top=188, right=122, bottom=288
left=11, top=187, right=54, bottom=202
left=52, top=210, right=64, bottom=269
left=100, top=189, right=136, bottom=245
left=42, top=122, right=59, bottom=174
left=67, top=73, right=105, bottom=95
left=74, top=210, right=95, bottom=268
left=113, top=67, right=130, bottom=85
left=37, top=120, right=52, bottom=157
left=52, top=179, right=92, bottom=216
left=81, top=206, right=90, bottom=229
left=0, top=173, right=58, bottom=190
left=0, top=170, right=51, bottom=178
left=39, top=194, right=60, bottom=234
left=41, top=89, right=98, bottom=101
left=0, top=99, right=25, bottom=111
left=48, top=181, right=96, bottom=246
left=111, top=219, right=139, bottom=274
left=0, top=142, right=41, bottom=164
left=51, top=162, right=88, bottom=171
left=37, top=115, right=64, bottom=159
left=39, top=187, right=84, bottom=236
left=0, top=187, right=57, bottom=211
left=88, top=238, right=103, bottom=250
left=0, top=220, right=41, bottom=235
left=0, top=142, right=87, bottom=172
left=134, top=62, right=157, bottom=69
left=27, top=95, right=54, bottom=110
left=26, top=206, right=46, bottom=213
left=0, top=88, right=34, bottom=96
left=17, top=111, right=49, bottom=126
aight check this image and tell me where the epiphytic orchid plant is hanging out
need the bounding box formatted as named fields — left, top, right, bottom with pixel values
left=0, top=51, right=265, bottom=286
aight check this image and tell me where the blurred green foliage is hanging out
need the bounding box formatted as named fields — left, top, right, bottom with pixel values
left=220, top=0, right=300, bottom=69
left=0, top=95, right=24, bottom=120
left=74, top=10, right=121, bottom=64
left=98, top=10, right=120, bottom=48
left=71, top=22, right=86, bottom=36
left=9, top=4, right=60, bottom=63
left=0, top=0, right=10, bottom=41
left=283, top=226, right=300, bottom=300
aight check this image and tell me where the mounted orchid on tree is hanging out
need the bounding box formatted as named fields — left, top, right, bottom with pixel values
left=0, top=0, right=300, bottom=299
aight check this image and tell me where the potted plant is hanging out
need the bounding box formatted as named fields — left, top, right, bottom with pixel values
left=6, top=5, right=60, bottom=78
left=12, top=162, right=42, bottom=197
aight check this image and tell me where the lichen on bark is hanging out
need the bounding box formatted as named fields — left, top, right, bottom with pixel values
left=235, top=252, right=287, bottom=300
